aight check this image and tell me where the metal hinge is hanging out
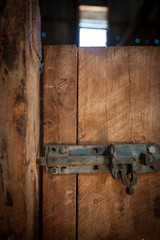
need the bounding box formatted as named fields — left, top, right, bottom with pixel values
left=37, top=143, right=160, bottom=195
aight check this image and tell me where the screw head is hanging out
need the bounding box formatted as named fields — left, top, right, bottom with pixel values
left=148, top=146, right=156, bottom=154
left=50, top=167, right=58, bottom=174
left=59, top=146, right=67, bottom=154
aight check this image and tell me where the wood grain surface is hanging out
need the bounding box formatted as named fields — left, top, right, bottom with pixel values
left=78, top=173, right=160, bottom=240
left=78, top=47, right=160, bottom=145
left=78, top=47, right=160, bottom=240
left=43, top=45, right=77, bottom=145
left=43, top=45, right=77, bottom=240
left=0, top=0, right=41, bottom=239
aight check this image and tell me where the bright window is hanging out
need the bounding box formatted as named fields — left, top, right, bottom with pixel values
left=79, top=5, right=108, bottom=47
left=79, top=28, right=107, bottom=47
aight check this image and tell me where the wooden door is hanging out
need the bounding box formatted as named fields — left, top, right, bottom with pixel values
left=43, top=46, right=160, bottom=240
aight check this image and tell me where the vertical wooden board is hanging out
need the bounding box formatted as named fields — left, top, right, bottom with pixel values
left=78, top=47, right=160, bottom=240
left=43, top=45, right=77, bottom=144
left=43, top=45, right=77, bottom=240
left=78, top=47, right=160, bottom=144
left=43, top=174, right=76, bottom=240
left=78, top=173, right=160, bottom=240
left=0, top=1, right=41, bottom=239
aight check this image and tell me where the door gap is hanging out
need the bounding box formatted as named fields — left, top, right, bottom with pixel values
left=76, top=47, right=79, bottom=240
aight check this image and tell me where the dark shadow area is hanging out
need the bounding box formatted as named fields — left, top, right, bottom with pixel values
left=39, top=0, right=160, bottom=47
left=39, top=64, right=44, bottom=240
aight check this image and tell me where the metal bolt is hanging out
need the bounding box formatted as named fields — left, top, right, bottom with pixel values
left=50, top=167, right=58, bottom=174
left=148, top=146, right=156, bottom=154
left=126, top=187, right=134, bottom=195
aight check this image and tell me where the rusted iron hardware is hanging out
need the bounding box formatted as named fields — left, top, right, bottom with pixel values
left=37, top=144, right=160, bottom=195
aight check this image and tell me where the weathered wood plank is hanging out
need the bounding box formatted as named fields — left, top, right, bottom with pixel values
left=78, top=47, right=160, bottom=240
left=78, top=173, right=160, bottom=240
left=78, top=47, right=160, bottom=144
left=0, top=0, right=41, bottom=239
left=43, top=45, right=77, bottom=240
left=43, top=174, right=76, bottom=240
left=43, top=45, right=77, bottom=145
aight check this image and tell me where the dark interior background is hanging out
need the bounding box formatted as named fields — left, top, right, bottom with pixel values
left=39, top=0, right=160, bottom=47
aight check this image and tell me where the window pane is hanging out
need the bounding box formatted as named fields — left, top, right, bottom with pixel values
left=79, top=28, right=107, bottom=47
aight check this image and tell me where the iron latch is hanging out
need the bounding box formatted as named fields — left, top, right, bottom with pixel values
left=37, top=143, right=160, bottom=195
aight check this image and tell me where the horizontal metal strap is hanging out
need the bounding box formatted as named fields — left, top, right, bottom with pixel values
left=37, top=143, right=160, bottom=195
left=37, top=143, right=160, bottom=174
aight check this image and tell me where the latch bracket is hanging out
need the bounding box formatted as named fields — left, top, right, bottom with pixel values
left=37, top=143, right=160, bottom=195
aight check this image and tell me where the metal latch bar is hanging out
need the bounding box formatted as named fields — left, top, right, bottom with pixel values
left=37, top=143, right=160, bottom=195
